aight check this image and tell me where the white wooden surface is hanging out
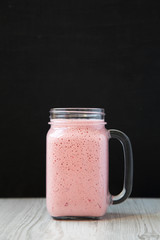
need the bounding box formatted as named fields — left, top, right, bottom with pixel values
left=0, top=198, right=160, bottom=240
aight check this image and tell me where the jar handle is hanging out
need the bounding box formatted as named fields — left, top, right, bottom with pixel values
left=108, top=129, right=133, bottom=204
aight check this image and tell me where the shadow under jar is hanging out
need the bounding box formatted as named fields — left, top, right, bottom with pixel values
left=46, top=108, right=133, bottom=219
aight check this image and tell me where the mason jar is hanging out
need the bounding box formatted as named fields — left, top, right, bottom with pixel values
left=46, top=108, right=133, bottom=219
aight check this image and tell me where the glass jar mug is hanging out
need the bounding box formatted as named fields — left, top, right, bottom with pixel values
left=46, top=108, right=133, bottom=219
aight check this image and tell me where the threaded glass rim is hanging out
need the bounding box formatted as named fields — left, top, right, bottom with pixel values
left=49, top=108, right=105, bottom=120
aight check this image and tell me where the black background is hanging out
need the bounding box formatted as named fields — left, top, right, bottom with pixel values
left=0, top=0, right=160, bottom=197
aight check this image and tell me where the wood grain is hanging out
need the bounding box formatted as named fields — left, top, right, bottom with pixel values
left=0, top=198, right=160, bottom=240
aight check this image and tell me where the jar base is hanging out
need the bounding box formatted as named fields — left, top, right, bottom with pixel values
left=52, top=215, right=101, bottom=220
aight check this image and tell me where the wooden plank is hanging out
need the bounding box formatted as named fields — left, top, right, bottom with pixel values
left=0, top=198, right=160, bottom=240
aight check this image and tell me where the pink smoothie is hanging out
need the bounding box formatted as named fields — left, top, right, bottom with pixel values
left=46, top=119, right=110, bottom=217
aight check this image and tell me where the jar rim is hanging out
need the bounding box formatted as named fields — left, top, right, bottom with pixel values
left=49, top=108, right=105, bottom=120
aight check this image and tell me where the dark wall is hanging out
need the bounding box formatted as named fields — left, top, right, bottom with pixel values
left=0, top=0, right=160, bottom=197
